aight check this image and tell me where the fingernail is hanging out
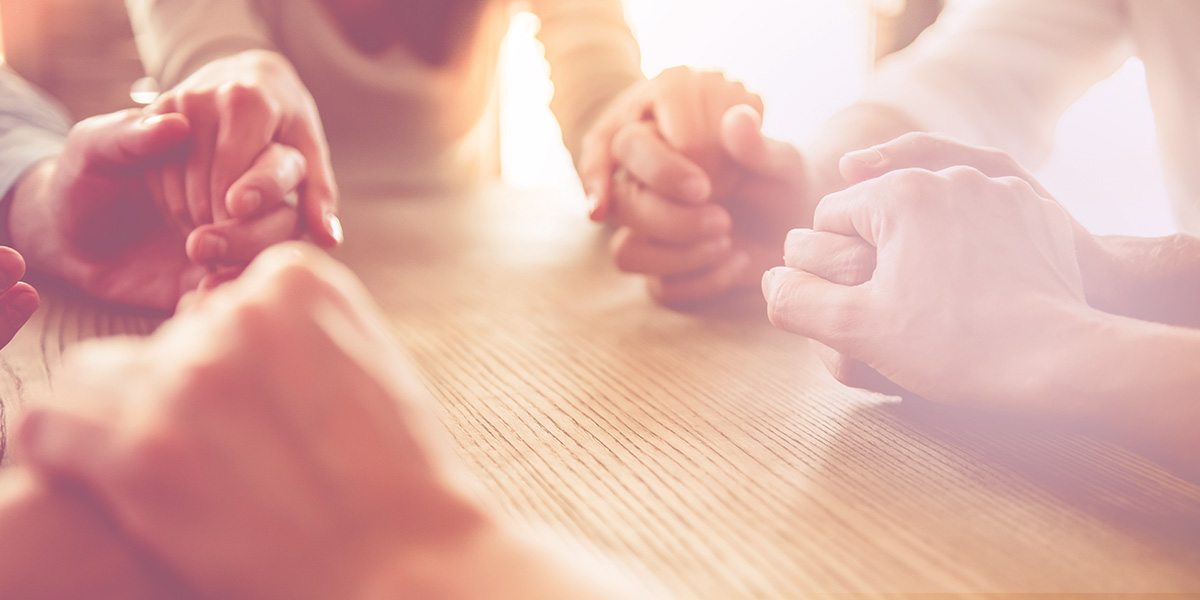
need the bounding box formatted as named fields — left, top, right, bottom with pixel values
left=140, top=113, right=170, bottom=127
left=586, top=192, right=605, bottom=221
left=761, top=269, right=775, bottom=299
left=843, top=147, right=884, bottom=167
left=7, top=289, right=39, bottom=328
left=325, top=213, right=344, bottom=244
left=199, top=233, right=229, bottom=260
left=586, top=192, right=600, bottom=215
left=784, top=228, right=814, bottom=260
left=239, top=190, right=262, bottom=215
left=683, top=176, right=711, bottom=203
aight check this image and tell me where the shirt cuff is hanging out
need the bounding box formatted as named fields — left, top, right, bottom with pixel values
left=0, top=129, right=65, bottom=247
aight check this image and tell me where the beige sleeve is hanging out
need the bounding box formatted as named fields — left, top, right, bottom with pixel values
left=124, top=0, right=277, bottom=88
left=859, top=0, right=1133, bottom=168
left=528, top=0, right=645, bottom=162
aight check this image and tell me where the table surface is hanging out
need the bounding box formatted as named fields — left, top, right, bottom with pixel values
left=2, top=186, right=1199, bottom=598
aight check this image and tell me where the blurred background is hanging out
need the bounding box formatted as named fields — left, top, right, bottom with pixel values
left=0, top=0, right=1173, bottom=236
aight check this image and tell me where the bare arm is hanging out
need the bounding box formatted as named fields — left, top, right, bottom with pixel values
left=0, top=470, right=180, bottom=600
left=124, top=0, right=276, bottom=88
left=1082, top=233, right=1200, bottom=327
left=363, top=521, right=668, bottom=600
left=531, top=0, right=646, bottom=163
left=1054, top=311, right=1200, bottom=480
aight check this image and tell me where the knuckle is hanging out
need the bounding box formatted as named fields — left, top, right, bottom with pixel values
left=262, top=258, right=329, bottom=299
left=981, top=146, right=1020, bottom=172
left=611, top=122, right=652, bottom=161
left=995, top=174, right=1033, bottom=194
left=217, top=82, right=272, bottom=115
left=894, top=130, right=934, bottom=148
left=846, top=255, right=876, bottom=285
left=700, top=71, right=725, bottom=86
left=882, top=167, right=942, bottom=201
left=823, top=353, right=858, bottom=386
left=660, top=65, right=690, bottom=80
left=119, top=426, right=189, bottom=483
left=176, top=89, right=215, bottom=114
left=609, top=125, right=635, bottom=158
left=940, top=164, right=986, bottom=181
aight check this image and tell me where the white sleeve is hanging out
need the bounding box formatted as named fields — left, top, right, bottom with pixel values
left=860, top=0, right=1133, bottom=167
left=0, top=68, right=71, bottom=246
left=125, top=0, right=277, bottom=88
left=529, top=0, right=645, bottom=162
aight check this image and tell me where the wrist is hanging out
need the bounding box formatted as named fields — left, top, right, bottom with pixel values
left=1039, top=307, right=1200, bottom=476
left=6, top=159, right=69, bottom=276
left=802, top=102, right=922, bottom=199
left=1079, top=233, right=1200, bottom=326
left=356, top=504, right=501, bottom=600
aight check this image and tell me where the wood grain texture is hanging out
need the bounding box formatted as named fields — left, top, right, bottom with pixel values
left=2, top=185, right=1200, bottom=598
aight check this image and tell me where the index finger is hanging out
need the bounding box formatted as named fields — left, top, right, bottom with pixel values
left=610, top=121, right=710, bottom=204
left=284, top=118, right=342, bottom=247
left=210, top=83, right=279, bottom=222
left=811, top=169, right=934, bottom=245
left=578, top=80, right=652, bottom=221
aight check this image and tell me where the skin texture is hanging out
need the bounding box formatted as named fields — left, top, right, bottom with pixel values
left=146, top=50, right=342, bottom=248
left=583, top=80, right=921, bottom=305
left=7, top=109, right=307, bottom=310
left=15, top=243, right=666, bottom=600
left=762, top=133, right=1200, bottom=480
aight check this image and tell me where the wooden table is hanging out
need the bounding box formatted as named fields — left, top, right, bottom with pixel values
left=3, top=185, right=1200, bottom=598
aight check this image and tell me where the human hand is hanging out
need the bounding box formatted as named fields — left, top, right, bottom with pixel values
left=580, top=67, right=764, bottom=215
left=148, top=49, right=341, bottom=247
left=581, top=69, right=811, bottom=303
left=763, top=134, right=1097, bottom=415
left=8, top=108, right=307, bottom=310
left=0, top=247, right=38, bottom=348
left=17, top=243, right=487, bottom=600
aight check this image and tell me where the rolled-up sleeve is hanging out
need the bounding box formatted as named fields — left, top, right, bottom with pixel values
left=0, top=68, right=71, bottom=245
left=529, top=0, right=645, bottom=163
left=860, top=0, right=1133, bottom=168
left=125, top=0, right=276, bottom=88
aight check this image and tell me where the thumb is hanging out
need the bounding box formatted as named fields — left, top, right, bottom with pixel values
left=762, top=266, right=865, bottom=348
left=578, top=125, right=618, bottom=222
left=70, top=110, right=190, bottom=171
left=720, top=104, right=805, bottom=181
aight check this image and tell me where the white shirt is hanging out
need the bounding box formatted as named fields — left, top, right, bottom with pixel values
left=124, top=0, right=643, bottom=192
left=0, top=68, right=71, bottom=245
left=861, top=0, right=1200, bottom=234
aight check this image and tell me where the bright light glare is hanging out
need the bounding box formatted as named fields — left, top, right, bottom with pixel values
left=129, top=76, right=160, bottom=104
left=498, top=0, right=1173, bottom=236
left=498, top=0, right=872, bottom=195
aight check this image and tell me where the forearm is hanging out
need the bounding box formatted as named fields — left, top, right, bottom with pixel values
left=533, top=0, right=645, bottom=162
left=1052, top=309, right=1200, bottom=480
left=5, top=160, right=74, bottom=281
left=1079, top=233, right=1200, bottom=327
left=0, top=470, right=183, bottom=599
left=125, top=0, right=276, bottom=87
left=803, top=102, right=924, bottom=199
left=364, top=521, right=669, bottom=600
left=0, top=69, right=71, bottom=247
